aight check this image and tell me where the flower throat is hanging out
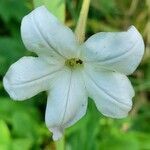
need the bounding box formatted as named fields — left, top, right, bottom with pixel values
left=65, top=58, right=83, bottom=69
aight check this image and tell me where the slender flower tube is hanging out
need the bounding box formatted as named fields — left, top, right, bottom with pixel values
left=3, top=6, right=144, bottom=141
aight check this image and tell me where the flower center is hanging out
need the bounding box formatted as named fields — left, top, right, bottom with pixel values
left=65, top=58, right=83, bottom=69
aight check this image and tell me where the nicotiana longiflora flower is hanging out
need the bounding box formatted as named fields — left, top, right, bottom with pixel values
left=3, top=6, right=144, bottom=140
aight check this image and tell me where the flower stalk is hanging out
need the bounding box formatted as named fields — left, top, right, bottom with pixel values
left=55, top=136, right=65, bottom=150
left=75, top=0, right=91, bottom=43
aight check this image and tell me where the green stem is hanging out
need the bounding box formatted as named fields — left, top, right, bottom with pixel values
left=75, top=0, right=91, bottom=43
left=55, top=136, right=65, bottom=150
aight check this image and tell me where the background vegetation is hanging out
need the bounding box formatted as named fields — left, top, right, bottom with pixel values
left=0, top=0, right=150, bottom=149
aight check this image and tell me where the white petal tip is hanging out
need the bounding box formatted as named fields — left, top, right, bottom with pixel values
left=51, top=128, right=64, bottom=141
left=3, top=77, right=27, bottom=101
left=127, top=25, right=145, bottom=55
left=127, top=26, right=139, bottom=35
left=127, top=25, right=136, bottom=31
left=127, top=25, right=142, bottom=37
left=3, top=77, right=15, bottom=100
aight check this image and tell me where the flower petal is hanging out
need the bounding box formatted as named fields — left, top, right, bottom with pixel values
left=82, top=26, right=144, bottom=75
left=21, top=6, right=79, bottom=60
left=83, top=65, right=134, bottom=118
left=45, top=69, right=87, bottom=141
left=3, top=57, right=63, bottom=100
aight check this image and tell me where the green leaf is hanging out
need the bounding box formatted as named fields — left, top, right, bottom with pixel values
left=0, top=37, right=26, bottom=75
left=33, top=0, right=65, bottom=22
left=12, top=138, right=33, bottom=150
left=0, top=120, right=11, bottom=148
left=0, top=0, right=29, bottom=22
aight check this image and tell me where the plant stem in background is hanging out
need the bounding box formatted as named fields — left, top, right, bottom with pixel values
left=75, top=0, right=91, bottom=43
left=127, top=0, right=139, bottom=16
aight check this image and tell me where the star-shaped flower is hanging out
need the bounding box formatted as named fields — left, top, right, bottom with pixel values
left=3, top=6, right=144, bottom=140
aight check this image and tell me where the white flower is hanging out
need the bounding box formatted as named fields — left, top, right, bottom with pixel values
left=3, top=6, right=144, bottom=141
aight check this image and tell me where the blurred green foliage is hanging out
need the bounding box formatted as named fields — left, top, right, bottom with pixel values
left=33, top=0, right=65, bottom=22
left=0, top=0, right=150, bottom=150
